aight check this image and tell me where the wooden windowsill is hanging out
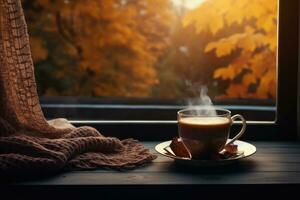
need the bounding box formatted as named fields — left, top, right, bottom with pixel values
left=3, top=141, right=300, bottom=198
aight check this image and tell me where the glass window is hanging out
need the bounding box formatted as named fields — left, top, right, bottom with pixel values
left=24, top=0, right=277, bottom=121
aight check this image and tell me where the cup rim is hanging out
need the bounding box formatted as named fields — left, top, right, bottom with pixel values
left=177, top=107, right=231, bottom=117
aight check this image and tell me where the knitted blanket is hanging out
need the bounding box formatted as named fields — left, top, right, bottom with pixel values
left=0, top=0, right=156, bottom=181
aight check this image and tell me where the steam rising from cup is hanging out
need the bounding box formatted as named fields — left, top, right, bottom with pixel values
left=186, top=85, right=217, bottom=116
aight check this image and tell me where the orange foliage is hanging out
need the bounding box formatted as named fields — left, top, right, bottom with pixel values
left=183, top=0, right=277, bottom=99
left=25, top=0, right=277, bottom=100
left=25, top=0, right=174, bottom=97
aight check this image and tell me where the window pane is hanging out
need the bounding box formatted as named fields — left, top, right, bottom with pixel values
left=24, top=0, right=277, bottom=121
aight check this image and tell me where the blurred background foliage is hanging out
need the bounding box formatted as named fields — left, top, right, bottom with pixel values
left=22, top=0, right=277, bottom=101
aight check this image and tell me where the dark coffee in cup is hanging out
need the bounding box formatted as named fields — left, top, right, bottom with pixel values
left=178, top=116, right=231, bottom=159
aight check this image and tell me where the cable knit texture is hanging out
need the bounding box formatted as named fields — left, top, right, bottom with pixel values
left=0, top=0, right=156, bottom=181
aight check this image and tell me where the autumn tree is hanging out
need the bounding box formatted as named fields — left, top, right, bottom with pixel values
left=183, top=0, right=277, bottom=99
left=23, top=0, right=174, bottom=97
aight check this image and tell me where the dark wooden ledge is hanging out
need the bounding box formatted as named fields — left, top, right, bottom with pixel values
left=3, top=141, right=300, bottom=198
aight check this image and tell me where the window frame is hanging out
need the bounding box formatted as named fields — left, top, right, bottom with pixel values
left=276, top=0, right=299, bottom=140
left=40, top=0, right=299, bottom=141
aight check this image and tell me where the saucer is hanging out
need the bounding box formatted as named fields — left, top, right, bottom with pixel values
left=155, top=140, right=256, bottom=167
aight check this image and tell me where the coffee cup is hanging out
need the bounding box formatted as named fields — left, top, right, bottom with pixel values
left=177, top=108, right=246, bottom=159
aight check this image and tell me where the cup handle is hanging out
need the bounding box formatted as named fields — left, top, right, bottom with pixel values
left=225, top=114, right=246, bottom=146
